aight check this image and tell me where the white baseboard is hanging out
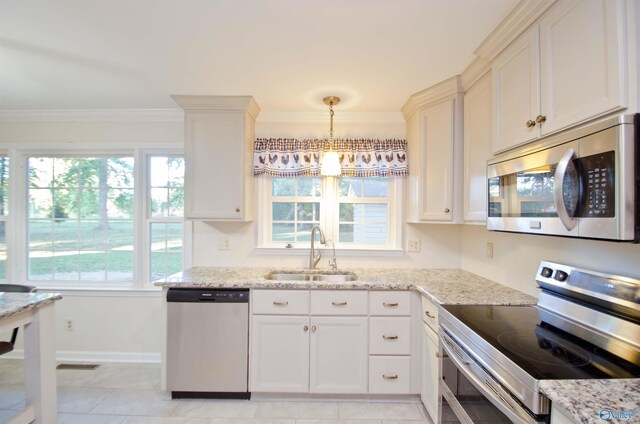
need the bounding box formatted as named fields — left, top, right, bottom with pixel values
left=3, top=349, right=160, bottom=364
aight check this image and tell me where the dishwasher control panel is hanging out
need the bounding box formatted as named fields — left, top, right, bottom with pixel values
left=167, top=288, right=249, bottom=303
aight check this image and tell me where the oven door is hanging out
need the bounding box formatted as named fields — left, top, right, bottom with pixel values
left=439, top=330, right=548, bottom=424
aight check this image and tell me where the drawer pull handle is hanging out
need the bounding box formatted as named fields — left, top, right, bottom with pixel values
left=332, top=301, right=348, bottom=306
left=383, top=374, right=398, bottom=380
left=273, top=301, right=289, bottom=306
left=383, top=302, right=399, bottom=307
left=383, top=335, right=398, bottom=340
left=425, top=311, right=435, bottom=319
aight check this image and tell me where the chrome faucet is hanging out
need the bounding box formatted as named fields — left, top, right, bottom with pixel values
left=309, top=225, right=326, bottom=269
left=327, top=239, right=338, bottom=271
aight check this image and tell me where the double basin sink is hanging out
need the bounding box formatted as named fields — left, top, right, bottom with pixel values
left=265, top=270, right=357, bottom=282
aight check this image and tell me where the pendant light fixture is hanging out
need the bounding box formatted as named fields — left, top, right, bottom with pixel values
left=320, top=96, right=342, bottom=176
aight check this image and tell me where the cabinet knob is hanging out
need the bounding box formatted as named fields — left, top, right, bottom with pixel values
left=444, top=208, right=450, bottom=213
left=535, top=115, right=546, bottom=124
left=235, top=207, right=240, bottom=213
left=303, top=325, right=309, bottom=332
left=525, top=120, right=536, bottom=128
left=311, top=325, right=317, bottom=332
left=435, top=352, right=440, bottom=358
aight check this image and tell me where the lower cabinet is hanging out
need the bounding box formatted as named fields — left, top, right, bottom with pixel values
left=309, top=316, right=368, bottom=393
left=250, top=315, right=310, bottom=392
left=421, top=324, right=440, bottom=422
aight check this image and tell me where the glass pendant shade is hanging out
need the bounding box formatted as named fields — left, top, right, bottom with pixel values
left=321, top=150, right=341, bottom=176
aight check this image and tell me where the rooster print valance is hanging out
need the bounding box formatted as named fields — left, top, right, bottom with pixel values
left=253, top=138, right=408, bottom=177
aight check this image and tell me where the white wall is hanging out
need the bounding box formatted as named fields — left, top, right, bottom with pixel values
left=460, top=224, right=640, bottom=297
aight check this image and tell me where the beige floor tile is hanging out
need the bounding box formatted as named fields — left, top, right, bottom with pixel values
left=86, top=366, right=160, bottom=390
left=0, top=385, right=24, bottom=409
left=122, top=416, right=211, bottom=424
left=338, top=403, right=423, bottom=420
left=172, top=400, right=258, bottom=419
left=0, top=360, right=24, bottom=386
left=255, top=402, right=338, bottom=419
left=58, top=387, right=114, bottom=413
left=56, top=368, right=101, bottom=387
left=91, top=389, right=177, bottom=416
left=295, top=420, right=382, bottom=424
left=58, top=412, right=127, bottom=424
left=209, top=420, right=294, bottom=424
left=382, top=421, right=431, bottom=424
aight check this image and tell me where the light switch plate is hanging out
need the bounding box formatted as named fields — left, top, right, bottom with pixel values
left=218, top=239, right=231, bottom=250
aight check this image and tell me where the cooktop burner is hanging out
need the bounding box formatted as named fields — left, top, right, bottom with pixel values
left=442, top=304, right=640, bottom=380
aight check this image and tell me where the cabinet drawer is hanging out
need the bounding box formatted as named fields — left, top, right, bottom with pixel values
left=369, top=317, right=411, bottom=355
left=369, top=356, right=411, bottom=394
left=310, top=290, right=368, bottom=316
left=253, top=290, right=309, bottom=315
left=369, top=291, right=411, bottom=316
left=421, top=296, right=439, bottom=332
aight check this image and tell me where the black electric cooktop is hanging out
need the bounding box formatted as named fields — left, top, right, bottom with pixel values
left=442, top=304, right=640, bottom=380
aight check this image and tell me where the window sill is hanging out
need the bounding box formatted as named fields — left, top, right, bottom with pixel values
left=253, top=246, right=405, bottom=257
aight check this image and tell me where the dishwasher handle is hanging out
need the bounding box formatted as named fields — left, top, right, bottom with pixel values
left=167, top=288, right=249, bottom=303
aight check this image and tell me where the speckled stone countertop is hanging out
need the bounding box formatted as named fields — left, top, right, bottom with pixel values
left=155, top=267, right=537, bottom=305
left=539, top=379, right=640, bottom=424
left=0, top=292, right=62, bottom=320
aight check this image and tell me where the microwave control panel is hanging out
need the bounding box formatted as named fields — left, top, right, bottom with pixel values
left=579, top=151, right=615, bottom=217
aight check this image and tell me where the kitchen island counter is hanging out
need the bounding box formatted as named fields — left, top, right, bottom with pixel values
left=155, top=266, right=536, bottom=305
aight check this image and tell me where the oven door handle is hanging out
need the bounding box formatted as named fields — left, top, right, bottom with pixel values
left=439, top=331, right=542, bottom=424
left=553, top=147, right=578, bottom=231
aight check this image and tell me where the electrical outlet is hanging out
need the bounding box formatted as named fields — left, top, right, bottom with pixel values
left=408, top=239, right=421, bottom=252
left=218, top=239, right=231, bottom=250
left=486, top=242, right=494, bottom=259
left=65, top=319, right=73, bottom=332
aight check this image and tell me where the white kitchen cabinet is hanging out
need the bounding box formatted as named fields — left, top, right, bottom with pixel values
left=421, top=324, right=440, bottom=423
left=402, top=76, right=464, bottom=223
left=492, top=0, right=626, bottom=153
left=172, top=95, right=260, bottom=220
left=250, top=315, right=310, bottom=393
left=463, top=72, right=492, bottom=223
left=309, top=316, right=368, bottom=394
left=369, top=356, right=411, bottom=394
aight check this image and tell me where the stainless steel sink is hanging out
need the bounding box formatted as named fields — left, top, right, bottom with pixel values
left=265, top=271, right=357, bottom=282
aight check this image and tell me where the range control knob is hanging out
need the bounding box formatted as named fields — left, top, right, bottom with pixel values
left=540, top=267, right=553, bottom=278
left=554, top=270, right=569, bottom=282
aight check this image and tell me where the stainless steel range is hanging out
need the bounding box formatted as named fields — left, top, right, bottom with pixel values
left=438, top=261, right=640, bottom=424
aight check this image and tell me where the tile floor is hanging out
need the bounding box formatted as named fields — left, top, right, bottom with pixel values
left=0, top=359, right=436, bottom=424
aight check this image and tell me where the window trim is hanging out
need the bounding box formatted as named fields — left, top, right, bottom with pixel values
left=256, top=176, right=403, bottom=251
left=6, top=146, right=189, bottom=290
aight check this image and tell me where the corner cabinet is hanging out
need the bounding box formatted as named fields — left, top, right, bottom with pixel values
left=172, top=95, right=260, bottom=220
left=402, top=76, right=464, bottom=223
left=492, top=0, right=626, bottom=153
left=463, top=72, right=492, bottom=223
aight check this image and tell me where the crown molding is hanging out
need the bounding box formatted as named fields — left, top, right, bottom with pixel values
left=170, top=95, right=261, bottom=119
left=0, top=109, right=184, bottom=123
left=401, top=75, right=463, bottom=120
left=257, top=111, right=405, bottom=124
left=474, top=0, right=557, bottom=61
left=460, top=56, right=492, bottom=91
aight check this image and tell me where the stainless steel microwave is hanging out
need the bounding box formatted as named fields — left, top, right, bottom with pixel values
left=487, top=114, right=639, bottom=242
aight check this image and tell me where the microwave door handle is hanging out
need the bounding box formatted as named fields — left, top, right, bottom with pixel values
left=553, top=148, right=578, bottom=231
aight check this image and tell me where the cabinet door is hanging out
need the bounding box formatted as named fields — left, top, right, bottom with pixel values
left=309, top=316, right=368, bottom=394
left=418, top=99, right=456, bottom=221
left=250, top=315, right=309, bottom=392
left=539, top=0, right=626, bottom=135
left=463, top=73, right=492, bottom=223
left=421, top=325, right=440, bottom=423
left=492, top=26, right=540, bottom=152
left=184, top=110, right=251, bottom=220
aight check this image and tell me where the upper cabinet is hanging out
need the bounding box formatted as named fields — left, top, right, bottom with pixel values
left=463, top=72, right=492, bottom=223
left=402, top=76, right=464, bottom=223
left=492, top=0, right=627, bottom=153
left=172, top=95, right=260, bottom=220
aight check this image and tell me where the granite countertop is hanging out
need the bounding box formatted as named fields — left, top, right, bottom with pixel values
left=0, top=292, right=62, bottom=320
left=155, top=266, right=537, bottom=305
left=539, top=379, right=640, bottom=424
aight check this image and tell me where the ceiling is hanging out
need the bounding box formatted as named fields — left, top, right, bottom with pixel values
left=0, top=0, right=517, bottom=113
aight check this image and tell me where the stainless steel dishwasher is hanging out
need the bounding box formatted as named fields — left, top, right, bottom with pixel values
left=167, top=288, right=250, bottom=399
